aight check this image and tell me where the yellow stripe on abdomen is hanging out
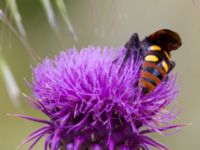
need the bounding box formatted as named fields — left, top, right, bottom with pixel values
left=148, top=45, right=161, bottom=51
left=162, top=61, right=169, bottom=72
left=145, top=55, right=159, bottom=62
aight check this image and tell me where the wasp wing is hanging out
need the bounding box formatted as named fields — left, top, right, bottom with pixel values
left=115, top=33, right=142, bottom=73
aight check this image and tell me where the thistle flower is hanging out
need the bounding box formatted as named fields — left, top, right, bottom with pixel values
left=17, top=46, right=181, bottom=150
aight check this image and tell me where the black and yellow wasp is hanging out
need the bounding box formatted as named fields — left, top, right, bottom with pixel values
left=122, top=29, right=182, bottom=94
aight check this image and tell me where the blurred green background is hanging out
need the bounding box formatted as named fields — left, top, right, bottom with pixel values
left=0, top=0, right=199, bottom=149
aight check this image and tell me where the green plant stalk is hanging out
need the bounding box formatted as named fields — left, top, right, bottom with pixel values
left=55, top=0, right=78, bottom=42
left=0, top=10, right=37, bottom=61
left=0, top=50, right=20, bottom=107
left=40, top=0, right=58, bottom=32
left=6, top=0, right=26, bottom=38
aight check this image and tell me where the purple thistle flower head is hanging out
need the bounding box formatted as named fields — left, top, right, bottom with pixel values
left=19, top=46, right=181, bottom=150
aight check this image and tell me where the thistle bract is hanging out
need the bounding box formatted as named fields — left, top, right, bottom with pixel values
left=19, top=46, right=180, bottom=150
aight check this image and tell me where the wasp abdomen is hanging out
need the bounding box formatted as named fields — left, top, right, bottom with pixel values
left=139, top=62, right=167, bottom=94
left=139, top=52, right=169, bottom=94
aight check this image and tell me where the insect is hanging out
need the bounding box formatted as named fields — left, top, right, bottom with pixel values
left=123, top=29, right=182, bottom=94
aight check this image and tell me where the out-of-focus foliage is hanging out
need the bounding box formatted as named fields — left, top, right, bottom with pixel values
left=0, top=0, right=78, bottom=108
left=40, top=0, right=58, bottom=34
left=55, top=0, right=78, bottom=43
left=0, top=50, right=20, bottom=107
left=6, top=0, right=26, bottom=38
